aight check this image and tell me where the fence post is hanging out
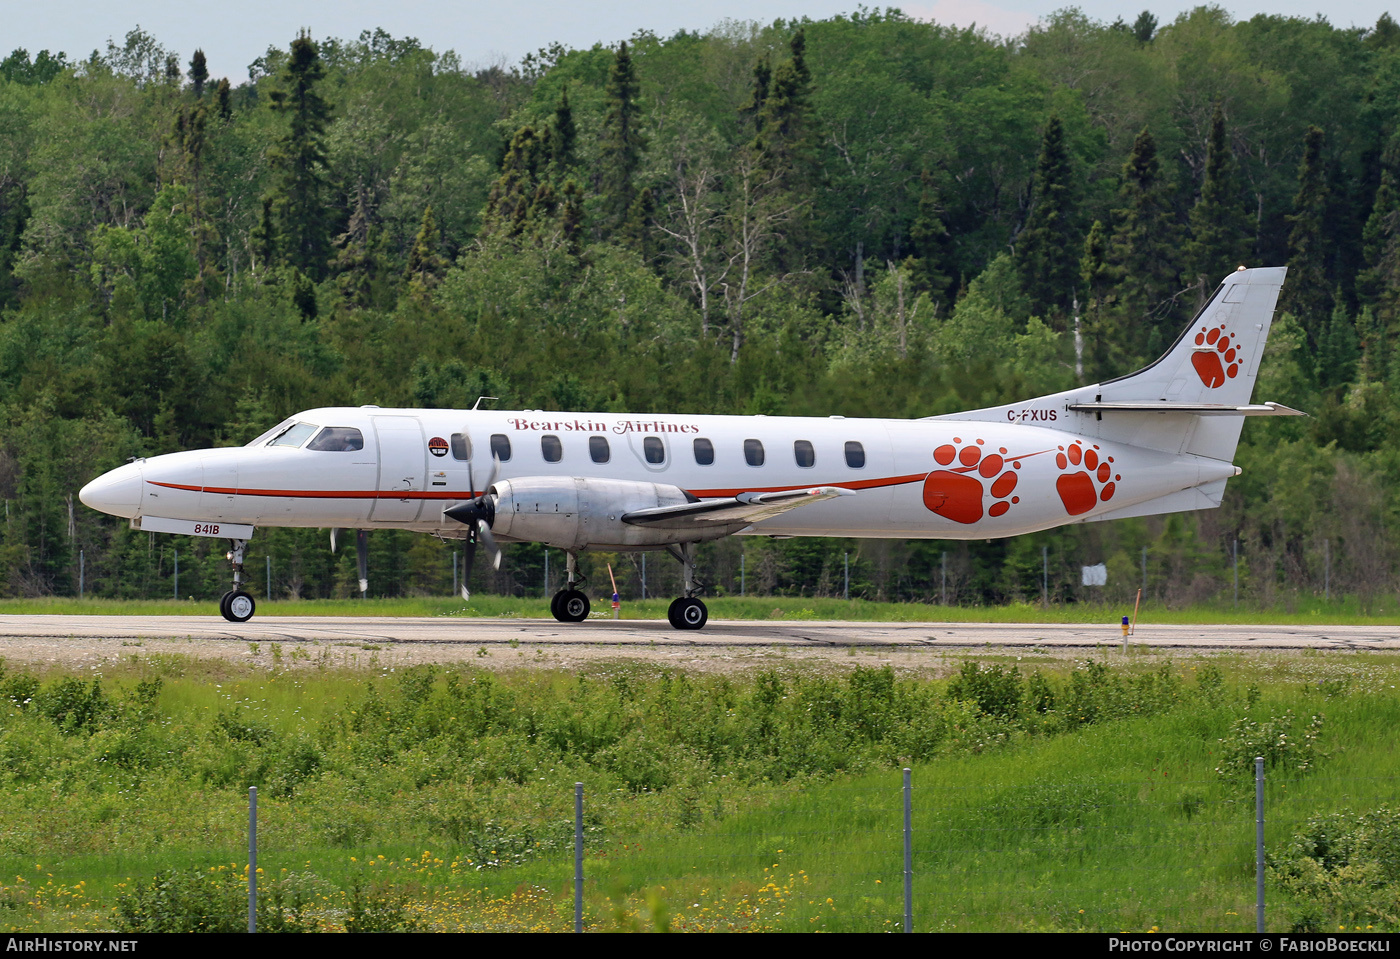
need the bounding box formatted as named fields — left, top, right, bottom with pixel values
left=249, top=785, right=257, bottom=933
left=1256, top=756, right=1265, bottom=933
left=903, top=767, right=912, bottom=933
left=575, top=782, right=584, bottom=933
left=1324, top=539, right=1330, bottom=602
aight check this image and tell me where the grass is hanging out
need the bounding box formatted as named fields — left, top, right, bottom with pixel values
left=0, top=652, right=1398, bottom=932
left=0, top=594, right=1397, bottom=625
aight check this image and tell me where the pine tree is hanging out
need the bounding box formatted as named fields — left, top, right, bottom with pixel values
left=598, top=42, right=644, bottom=238
left=404, top=206, right=446, bottom=297
left=1282, top=125, right=1331, bottom=346
left=482, top=126, right=541, bottom=237
left=754, top=29, right=814, bottom=187
left=546, top=89, right=576, bottom=174
left=623, top=187, right=656, bottom=263
left=188, top=49, right=208, bottom=99
left=1357, top=136, right=1400, bottom=319
left=905, top=169, right=952, bottom=302
left=738, top=58, right=771, bottom=134
left=214, top=78, right=232, bottom=120
left=332, top=189, right=378, bottom=308
left=1017, top=115, right=1080, bottom=323
left=1107, top=127, right=1180, bottom=345
left=267, top=31, right=333, bottom=280
left=1186, top=105, right=1253, bottom=299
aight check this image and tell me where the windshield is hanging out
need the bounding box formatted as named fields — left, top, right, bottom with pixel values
left=245, top=418, right=296, bottom=447
left=267, top=422, right=319, bottom=448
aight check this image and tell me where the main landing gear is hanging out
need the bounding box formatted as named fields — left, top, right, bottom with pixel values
left=665, top=543, right=707, bottom=631
left=547, top=546, right=709, bottom=630
left=550, top=551, right=590, bottom=623
left=219, top=538, right=256, bottom=623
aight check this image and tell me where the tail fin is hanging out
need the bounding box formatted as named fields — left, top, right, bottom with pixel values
left=1099, top=265, right=1286, bottom=409
left=932, top=266, right=1298, bottom=461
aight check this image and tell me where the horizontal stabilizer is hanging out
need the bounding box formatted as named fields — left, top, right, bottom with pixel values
left=623, top=486, right=853, bottom=529
left=1065, top=401, right=1305, bottom=417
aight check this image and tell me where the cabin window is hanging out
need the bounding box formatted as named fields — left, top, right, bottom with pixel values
left=794, top=440, right=815, bottom=468
left=744, top=438, right=765, bottom=467
left=490, top=433, right=512, bottom=462
left=845, top=441, right=866, bottom=469
left=589, top=435, right=610, bottom=464
left=451, top=433, right=471, bottom=460
left=541, top=435, right=562, bottom=463
left=643, top=436, right=665, bottom=464
left=268, top=422, right=318, bottom=448
left=693, top=438, right=714, bottom=466
left=306, top=427, right=365, bottom=452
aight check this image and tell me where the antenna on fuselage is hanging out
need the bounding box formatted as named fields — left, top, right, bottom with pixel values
left=471, top=396, right=498, bottom=410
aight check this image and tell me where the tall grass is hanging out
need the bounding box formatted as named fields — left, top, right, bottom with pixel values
left=0, top=653, right=1397, bottom=931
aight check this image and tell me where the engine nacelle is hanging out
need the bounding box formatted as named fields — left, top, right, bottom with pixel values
left=487, top=476, right=717, bottom=549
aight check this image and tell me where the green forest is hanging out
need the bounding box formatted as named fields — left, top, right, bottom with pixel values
left=1, top=6, right=1397, bottom=609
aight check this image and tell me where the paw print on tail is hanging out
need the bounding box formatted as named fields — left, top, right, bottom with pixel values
left=923, top=437, right=1022, bottom=524
left=1055, top=441, right=1117, bottom=516
left=1190, top=323, right=1243, bottom=388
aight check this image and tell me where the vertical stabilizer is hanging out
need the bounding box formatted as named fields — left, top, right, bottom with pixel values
left=930, top=266, right=1291, bottom=462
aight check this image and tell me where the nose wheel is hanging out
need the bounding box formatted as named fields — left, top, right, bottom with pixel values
left=220, top=590, right=256, bottom=623
left=219, top=538, right=256, bottom=623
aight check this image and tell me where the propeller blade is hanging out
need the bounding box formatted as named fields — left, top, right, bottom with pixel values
left=479, top=520, right=501, bottom=569
left=330, top=528, right=343, bottom=553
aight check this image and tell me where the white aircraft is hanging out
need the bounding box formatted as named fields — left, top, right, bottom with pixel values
left=80, top=266, right=1299, bottom=629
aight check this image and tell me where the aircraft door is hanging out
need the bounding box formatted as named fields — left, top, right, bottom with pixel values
left=370, top=416, right=427, bottom=522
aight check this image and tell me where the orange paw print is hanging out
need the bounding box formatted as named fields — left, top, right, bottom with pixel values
left=1055, top=441, right=1117, bottom=516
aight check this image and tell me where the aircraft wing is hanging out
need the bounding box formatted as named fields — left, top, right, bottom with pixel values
left=622, top=486, right=854, bottom=530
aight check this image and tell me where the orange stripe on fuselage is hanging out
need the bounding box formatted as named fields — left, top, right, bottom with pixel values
left=149, top=473, right=933, bottom=501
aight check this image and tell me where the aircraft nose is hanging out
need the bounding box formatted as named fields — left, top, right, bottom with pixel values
left=79, top=461, right=144, bottom=519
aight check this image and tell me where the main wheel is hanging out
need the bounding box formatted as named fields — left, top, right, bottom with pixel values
left=668, top=597, right=707, bottom=631
left=556, top=589, right=590, bottom=623
left=218, top=591, right=233, bottom=620
left=224, top=590, right=256, bottom=623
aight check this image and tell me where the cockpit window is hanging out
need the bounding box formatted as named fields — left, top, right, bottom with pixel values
left=306, top=427, right=365, bottom=452
left=267, top=422, right=319, bottom=448
left=246, top=418, right=296, bottom=447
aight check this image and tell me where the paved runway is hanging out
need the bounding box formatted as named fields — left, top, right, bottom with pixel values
left=0, top=615, right=1396, bottom=651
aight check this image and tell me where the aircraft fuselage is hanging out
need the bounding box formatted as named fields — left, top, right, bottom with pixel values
left=81, top=406, right=1236, bottom=546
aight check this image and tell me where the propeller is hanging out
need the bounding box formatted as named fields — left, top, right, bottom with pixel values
left=444, top=454, right=501, bottom=598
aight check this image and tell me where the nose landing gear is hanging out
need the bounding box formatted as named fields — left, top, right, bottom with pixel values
left=219, top=538, right=256, bottom=623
